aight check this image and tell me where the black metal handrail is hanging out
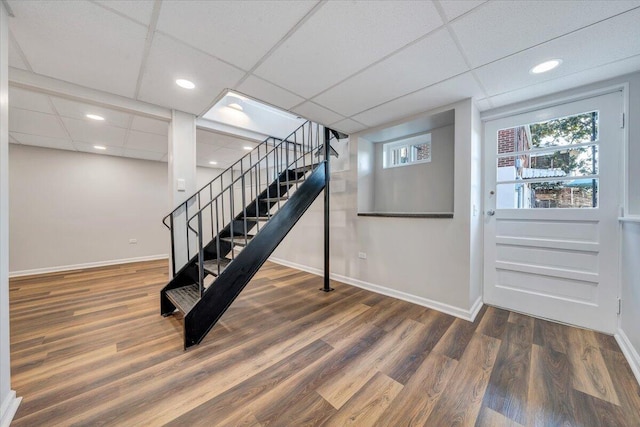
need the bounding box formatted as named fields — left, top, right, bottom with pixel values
left=184, top=121, right=324, bottom=297
left=162, top=120, right=322, bottom=277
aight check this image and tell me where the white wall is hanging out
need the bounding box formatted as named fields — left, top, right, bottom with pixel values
left=0, top=3, right=20, bottom=425
left=620, top=221, right=640, bottom=383
left=372, top=125, right=454, bottom=213
left=9, top=145, right=171, bottom=274
left=272, top=99, right=482, bottom=319
left=469, top=104, right=483, bottom=305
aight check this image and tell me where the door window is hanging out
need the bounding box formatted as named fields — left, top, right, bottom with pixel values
left=496, top=111, right=599, bottom=209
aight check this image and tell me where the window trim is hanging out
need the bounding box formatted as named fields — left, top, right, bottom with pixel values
left=382, top=133, right=432, bottom=169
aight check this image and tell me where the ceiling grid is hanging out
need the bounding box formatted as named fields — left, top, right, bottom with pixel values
left=4, top=0, right=639, bottom=167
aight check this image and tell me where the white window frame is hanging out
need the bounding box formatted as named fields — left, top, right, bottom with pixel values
left=382, top=133, right=432, bottom=169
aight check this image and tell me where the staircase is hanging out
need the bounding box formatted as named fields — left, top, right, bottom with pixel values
left=160, top=121, right=341, bottom=349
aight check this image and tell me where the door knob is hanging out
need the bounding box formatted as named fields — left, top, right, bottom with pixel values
left=487, top=210, right=495, bottom=216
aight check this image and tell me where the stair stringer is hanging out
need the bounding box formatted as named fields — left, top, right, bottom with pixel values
left=183, top=164, right=327, bottom=348
left=160, top=169, right=305, bottom=316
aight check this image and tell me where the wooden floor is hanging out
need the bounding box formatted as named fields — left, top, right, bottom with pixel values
left=9, top=260, right=640, bottom=426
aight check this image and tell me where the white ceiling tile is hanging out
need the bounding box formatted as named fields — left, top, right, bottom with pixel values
left=123, top=148, right=166, bottom=162
left=475, top=8, right=640, bottom=96
left=9, top=108, right=68, bottom=138
left=487, top=55, right=640, bottom=110
left=74, top=141, right=125, bottom=157
left=8, top=1, right=147, bottom=97
left=292, top=102, right=343, bottom=126
left=51, top=97, right=132, bottom=128
left=126, top=130, right=167, bottom=152
left=255, top=0, right=443, bottom=98
left=314, top=29, right=468, bottom=117
left=156, top=1, right=318, bottom=70
left=9, top=87, right=54, bottom=114
left=329, top=119, right=367, bottom=135
left=10, top=132, right=76, bottom=151
left=130, top=116, right=169, bottom=135
left=94, top=0, right=155, bottom=25
left=451, top=0, right=640, bottom=67
left=237, top=76, right=305, bottom=110
left=353, top=73, right=483, bottom=127
left=439, top=0, right=487, bottom=21
left=61, top=117, right=128, bottom=147
left=138, top=33, right=246, bottom=115
left=8, top=35, right=29, bottom=70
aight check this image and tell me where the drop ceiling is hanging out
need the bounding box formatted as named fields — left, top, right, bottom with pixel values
left=5, top=0, right=640, bottom=166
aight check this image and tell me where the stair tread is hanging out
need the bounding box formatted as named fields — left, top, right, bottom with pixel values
left=166, top=284, right=199, bottom=314
left=220, top=235, right=255, bottom=246
left=199, top=258, right=231, bottom=276
left=243, top=216, right=270, bottom=221
left=262, top=196, right=289, bottom=202
left=290, top=163, right=321, bottom=172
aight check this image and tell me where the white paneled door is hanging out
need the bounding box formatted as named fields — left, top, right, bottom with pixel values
left=483, top=91, right=623, bottom=333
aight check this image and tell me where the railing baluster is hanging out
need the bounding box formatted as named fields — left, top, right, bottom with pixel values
left=241, top=164, right=248, bottom=247
left=215, top=199, right=221, bottom=276
left=165, top=120, right=323, bottom=277
left=266, top=147, right=270, bottom=220
left=169, top=213, right=176, bottom=275
left=197, top=213, right=204, bottom=296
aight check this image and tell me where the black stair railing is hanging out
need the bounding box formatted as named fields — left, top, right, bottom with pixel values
left=162, top=120, right=322, bottom=281
left=185, top=121, right=324, bottom=296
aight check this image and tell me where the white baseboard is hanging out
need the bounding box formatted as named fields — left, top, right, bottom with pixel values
left=615, top=328, right=640, bottom=387
left=269, top=257, right=482, bottom=321
left=9, top=254, right=169, bottom=278
left=0, top=390, right=21, bottom=427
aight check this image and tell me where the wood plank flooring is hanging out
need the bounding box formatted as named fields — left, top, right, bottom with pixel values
left=9, top=260, right=640, bottom=426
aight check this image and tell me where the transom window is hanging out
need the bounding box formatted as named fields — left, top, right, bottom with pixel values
left=496, top=111, right=599, bottom=209
left=383, top=134, right=432, bottom=169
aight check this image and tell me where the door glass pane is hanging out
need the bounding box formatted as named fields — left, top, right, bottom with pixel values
left=496, top=109, right=599, bottom=209
left=497, top=179, right=598, bottom=209
left=531, top=111, right=598, bottom=148
left=498, top=145, right=598, bottom=181
left=497, top=111, right=598, bottom=154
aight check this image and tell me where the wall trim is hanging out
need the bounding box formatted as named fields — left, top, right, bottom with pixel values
left=0, top=390, right=21, bottom=427
left=9, top=254, right=168, bottom=278
left=615, top=328, right=640, bottom=387
left=269, top=257, right=482, bottom=321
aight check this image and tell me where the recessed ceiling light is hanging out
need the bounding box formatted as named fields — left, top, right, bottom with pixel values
left=94, top=145, right=107, bottom=150
left=530, top=59, right=561, bottom=74
left=243, top=146, right=253, bottom=150
left=228, top=102, right=243, bottom=111
left=176, top=79, right=195, bottom=89
left=209, top=161, right=218, bottom=165
left=86, top=114, right=105, bottom=121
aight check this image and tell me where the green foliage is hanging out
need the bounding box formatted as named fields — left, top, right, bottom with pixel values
left=530, top=113, right=597, bottom=148
left=528, top=112, right=597, bottom=193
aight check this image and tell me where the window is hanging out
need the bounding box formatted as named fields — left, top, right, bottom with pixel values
left=496, top=111, right=599, bottom=209
left=383, top=134, right=432, bottom=169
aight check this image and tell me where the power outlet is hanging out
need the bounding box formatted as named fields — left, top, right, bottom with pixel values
left=129, top=239, right=137, bottom=244
left=358, top=252, right=367, bottom=259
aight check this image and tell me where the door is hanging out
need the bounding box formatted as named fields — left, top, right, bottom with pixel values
left=483, top=91, right=623, bottom=333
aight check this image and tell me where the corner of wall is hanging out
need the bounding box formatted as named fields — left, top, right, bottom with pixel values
left=615, top=329, right=640, bottom=386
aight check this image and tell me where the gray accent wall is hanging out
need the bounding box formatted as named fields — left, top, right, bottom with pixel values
left=372, top=124, right=454, bottom=213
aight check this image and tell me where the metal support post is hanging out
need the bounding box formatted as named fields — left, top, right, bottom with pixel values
left=321, top=127, right=334, bottom=292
